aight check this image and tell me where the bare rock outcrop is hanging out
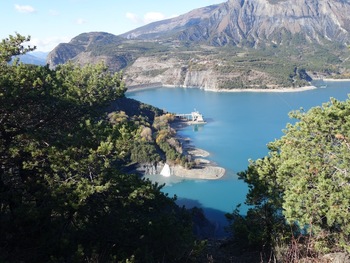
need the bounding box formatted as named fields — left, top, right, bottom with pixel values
left=124, top=55, right=273, bottom=91
left=123, top=0, right=350, bottom=47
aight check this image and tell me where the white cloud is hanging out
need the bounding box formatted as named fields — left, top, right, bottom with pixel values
left=169, top=14, right=179, bottom=19
left=15, top=4, right=36, bottom=13
left=125, top=12, right=141, bottom=24
left=143, top=12, right=166, bottom=24
left=75, top=18, right=87, bottom=25
left=29, top=36, right=71, bottom=52
left=126, top=11, right=168, bottom=25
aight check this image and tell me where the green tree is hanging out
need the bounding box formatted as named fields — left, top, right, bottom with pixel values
left=0, top=33, right=35, bottom=63
left=274, top=99, right=350, bottom=253
left=228, top=98, right=350, bottom=259
left=0, top=34, right=194, bottom=262
left=225, top=157, right=291, bottom=260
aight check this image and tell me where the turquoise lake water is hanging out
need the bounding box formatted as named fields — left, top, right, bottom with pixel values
left=127, top=81, right=350, bottom=229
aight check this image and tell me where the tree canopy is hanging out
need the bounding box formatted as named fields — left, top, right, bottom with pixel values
left=227, top=97, right=350, bottom=260
left=0, top=34, right=194, bottom=262
left=0, top=33, right=35, bottom=63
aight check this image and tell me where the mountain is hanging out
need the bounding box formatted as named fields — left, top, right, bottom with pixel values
left=122, top=0, right=350, bottom=47
left=12, top=52, right=48, bottom=65
left=47, top=32, right=131, bottom=72
left=47, top=0, right=350, bottom=90
left=31, top=51, right=49, bottom=60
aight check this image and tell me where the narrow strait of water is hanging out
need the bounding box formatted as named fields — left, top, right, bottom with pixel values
left=127, top=81, right=350, bottom=220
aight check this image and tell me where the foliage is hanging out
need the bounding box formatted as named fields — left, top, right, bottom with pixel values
left=106, top=100, right=189, bottom=166
left=0, top=34, right=195, bottom=262
left=107, top=110, right=184, bottom=165
left=225, top=159, right=292, bottom=259
left=0, top=33, right=36, bottom=63
left=275, top=99, right=350, bottom=253
left=130, top=142, right=161, bottom=163
left=152, top=114, right=191, bottom=165
left=227, top=97, right=350, bottom=259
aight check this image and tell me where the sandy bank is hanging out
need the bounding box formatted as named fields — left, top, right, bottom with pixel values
left=127, top=83, right=317, bottom=93
left=171, top=164, right=225, bottom=180
left=163, top=84, right=317, bottom=93
left=167, top=119, right=226, bottom=179
left=170, top=143, right=225, bottom=179
left=210, top=85, right=317, bottom=93
left=187, top=148, right=210, bottom=158
left=322, top=78, right=350, bottom=82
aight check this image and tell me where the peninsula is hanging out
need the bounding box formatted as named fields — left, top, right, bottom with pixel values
left=135, top=113, right=226, bottom=180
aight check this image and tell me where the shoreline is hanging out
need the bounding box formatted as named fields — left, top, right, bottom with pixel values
left=168, top=119, right=226, bottom=180
left=127, top=83, right=319, bottom=93
left=164, top=84, right=318, bottom=93
left=208, top=85, right=317, bottom=93
left=126, top=77, right=350, bottom=94
left=322, top=78, right=350, bottom=82
left=171, top=164, right=226, bottom=180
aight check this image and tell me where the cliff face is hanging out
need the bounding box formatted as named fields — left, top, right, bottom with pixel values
left=124, top=55, right=276, bottom=90
left=221, top=0, right=350, bottom=46
left=124, top=56, right=218, bottom=89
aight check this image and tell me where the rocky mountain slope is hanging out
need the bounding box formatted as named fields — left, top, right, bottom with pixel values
left=47, top=32, right=132, bottom=72
left=122, top=0, right=350, bottom=47
left=47, top=0, right=350, bottom=90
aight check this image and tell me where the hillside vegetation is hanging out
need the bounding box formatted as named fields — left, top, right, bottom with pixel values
left=0, top=34, right=201, bottom=263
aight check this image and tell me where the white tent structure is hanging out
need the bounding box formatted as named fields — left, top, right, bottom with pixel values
left=160, top=163, right=171, bottom=177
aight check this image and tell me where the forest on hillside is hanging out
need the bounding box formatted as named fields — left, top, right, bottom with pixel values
left=0, top=34, right=199, bottom=263
left=1, top=34, right=350, bottom=262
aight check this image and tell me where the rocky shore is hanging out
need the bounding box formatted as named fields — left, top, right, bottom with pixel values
left=168, top=119, right=226, bottom=180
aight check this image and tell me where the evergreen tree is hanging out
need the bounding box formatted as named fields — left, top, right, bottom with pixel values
left=228, top=97, right=350, bottom=259
left=0, top=34, right=194, bottom=262
left=276, top=99, right=350, bottom=253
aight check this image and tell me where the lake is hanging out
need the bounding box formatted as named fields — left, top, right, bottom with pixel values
left=127, top=81, right=350, bottom=232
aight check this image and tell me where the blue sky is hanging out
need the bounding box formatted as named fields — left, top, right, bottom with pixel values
left=1, top=0, right=224, bottom=52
